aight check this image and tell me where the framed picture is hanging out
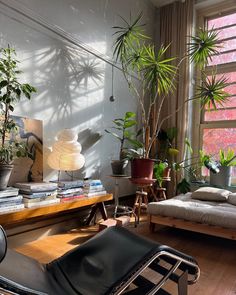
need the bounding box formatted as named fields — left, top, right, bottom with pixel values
left=8, top=116, right=43, bottom=185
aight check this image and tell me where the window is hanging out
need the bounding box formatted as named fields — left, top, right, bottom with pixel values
left=197, top=5, right=236, bottom=182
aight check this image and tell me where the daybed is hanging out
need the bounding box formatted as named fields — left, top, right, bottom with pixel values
left=147, top=187, right=236, bottom=240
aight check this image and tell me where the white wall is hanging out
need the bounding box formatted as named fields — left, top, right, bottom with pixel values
left=0, top=0, right=155, bottom=196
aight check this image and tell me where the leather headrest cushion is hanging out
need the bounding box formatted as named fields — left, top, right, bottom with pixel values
left=0, top=226, right=7, bottom=263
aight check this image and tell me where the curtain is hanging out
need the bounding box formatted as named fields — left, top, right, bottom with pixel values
left=157, top=0, right=194, bottom=196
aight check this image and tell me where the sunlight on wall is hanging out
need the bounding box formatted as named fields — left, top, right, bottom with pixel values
left=0, top=2, right=145, bottom=196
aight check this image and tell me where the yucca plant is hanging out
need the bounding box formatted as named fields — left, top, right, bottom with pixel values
left=112, top=14, right=229, bottom=161
left=187, top=28, right=221, bottom=68
left=195, top=74, right=229, bottom=109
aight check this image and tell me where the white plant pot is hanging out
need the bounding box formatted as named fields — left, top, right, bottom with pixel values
left=210, top=166, right=232, bottom=187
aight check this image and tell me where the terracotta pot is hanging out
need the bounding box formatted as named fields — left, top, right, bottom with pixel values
left=131, top=158, right=154, bottom=180
left=0, top=164, right=14, bottom=190
left=163, top=167, right=171, bottom=178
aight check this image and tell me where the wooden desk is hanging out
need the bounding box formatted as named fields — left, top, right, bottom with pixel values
left=0, top=194, right=113, bottom=227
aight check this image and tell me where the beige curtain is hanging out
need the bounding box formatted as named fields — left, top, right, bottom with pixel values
left=158, top=0, right=194, bottom=196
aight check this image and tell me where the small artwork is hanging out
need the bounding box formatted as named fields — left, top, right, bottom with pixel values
left=8, top=116, right=43, bottom=185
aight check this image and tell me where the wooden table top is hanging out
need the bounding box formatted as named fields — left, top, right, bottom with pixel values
left=0, top=194, right=113, bottom=226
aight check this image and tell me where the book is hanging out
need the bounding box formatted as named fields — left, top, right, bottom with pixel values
left=57, top=191, right=84, bottom=197
left=85, top=190, right=107, bottom=197
left=0, top=204, right=24, bottom=213
left=22, top=191, right=58, bottom=199
left=58, top=188, right=83, bottom=196
left=83, top=185, right=104, bottom=192
left=0, top=187, right=19, bottom=198
left=0, top=195, right=22, bottom=203
left=84, top=179, right=102, bottom=187
left=59, top=195, right=86, bottom=202
left=51, top=180, right=84, bottom=189
left=23, top=194, right=57, bottom=205
left=14, top=182, right=58, bottom=192
left=0, top=200, right=23, bottom=207
left=24, top=198, right=60, bottom=208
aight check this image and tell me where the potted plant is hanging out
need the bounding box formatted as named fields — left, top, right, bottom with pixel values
left=112, top=13, right=229, bottom=180
left=0, top=46, right=36, bottom=189
left=105, top=111, right=141, bottom=175
left=208, top=148, right=236, bottom=187
left=153, top=161, right=168, bottom=188
left=176, top=148, right=236, bottom=193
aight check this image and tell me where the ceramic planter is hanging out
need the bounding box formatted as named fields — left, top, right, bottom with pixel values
left=0, top=164, right=14, bottom=190
left=111, top=160, right=128, bottom=176
left=210, top=166, right=232, bottom=187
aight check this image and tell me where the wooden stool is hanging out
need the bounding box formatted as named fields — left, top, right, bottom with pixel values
left=154, top=187, right=167, bottom=201
left=133, top=188, right=149, bottom=224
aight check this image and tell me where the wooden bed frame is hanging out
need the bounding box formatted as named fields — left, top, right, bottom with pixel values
left=149, top=214, right=236, bottom=240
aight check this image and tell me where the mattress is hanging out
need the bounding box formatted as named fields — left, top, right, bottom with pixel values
left=147, top=193, right=236, bottom=229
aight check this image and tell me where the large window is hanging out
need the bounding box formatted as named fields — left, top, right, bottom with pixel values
left=199, top=7, right=236, bottom=181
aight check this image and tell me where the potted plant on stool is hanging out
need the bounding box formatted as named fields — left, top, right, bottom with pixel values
left=112, top=14, right=229, bottom=181
left=105, top=111, right=141, bottom=175
left=0, top=46, right=36, bottom=189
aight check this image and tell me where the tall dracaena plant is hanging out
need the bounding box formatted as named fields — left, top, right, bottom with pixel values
left=113, top=13, right=177, bottom=158
left=113, top=14, right=229, bottom=159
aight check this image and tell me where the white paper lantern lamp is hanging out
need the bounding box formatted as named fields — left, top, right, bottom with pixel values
left=47, top=129, right=85, bottom=173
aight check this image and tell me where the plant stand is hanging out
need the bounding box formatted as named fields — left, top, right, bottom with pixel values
left=129, top=178, right=155, bottom=224
left=149, top=177, right=171, bottom=201
left=108, top=175, right=137, bottom=226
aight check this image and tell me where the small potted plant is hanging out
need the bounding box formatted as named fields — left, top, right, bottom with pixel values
left=105, top=111, right=141, bottom=175
left=0, top=46, right=36, bottom=189
left=208, top=148, right=236, bottom=187
left=153, top=161, right=168, bottom=188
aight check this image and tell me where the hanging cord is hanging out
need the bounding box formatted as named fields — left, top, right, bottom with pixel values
left=109, top=65, right=115, bottom=102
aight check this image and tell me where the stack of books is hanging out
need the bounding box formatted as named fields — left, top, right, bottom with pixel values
left=83, top=179, right=107, bottom=197
left=0, top=187, right=24, bottom=212
left=56, top=180, right=85, bottom=202
left=14, top=182, right=59, bottom=208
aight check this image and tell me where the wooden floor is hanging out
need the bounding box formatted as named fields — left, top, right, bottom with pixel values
left=15, top=215, right=236, bottom=295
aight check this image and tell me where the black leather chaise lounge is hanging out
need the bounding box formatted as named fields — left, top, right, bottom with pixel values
left=0, top=225, right=200, bottom=295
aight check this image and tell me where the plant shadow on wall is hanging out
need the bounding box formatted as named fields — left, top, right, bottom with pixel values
left=19, top=42, right=106, bottom=180
left=40, top=44, right=105, bottom=128
left=111, top=13, right=230, bottom=187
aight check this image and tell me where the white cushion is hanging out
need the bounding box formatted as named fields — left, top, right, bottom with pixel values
left=228, top=193, right=236, bottom=206
left=191, top=187, right=231, bottom=201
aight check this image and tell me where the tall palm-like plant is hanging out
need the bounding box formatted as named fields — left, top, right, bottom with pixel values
left=112, top=14, right=229, bottom=159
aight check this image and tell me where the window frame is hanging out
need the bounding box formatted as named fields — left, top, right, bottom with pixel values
left=194, top=0, right=236, bottom=184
